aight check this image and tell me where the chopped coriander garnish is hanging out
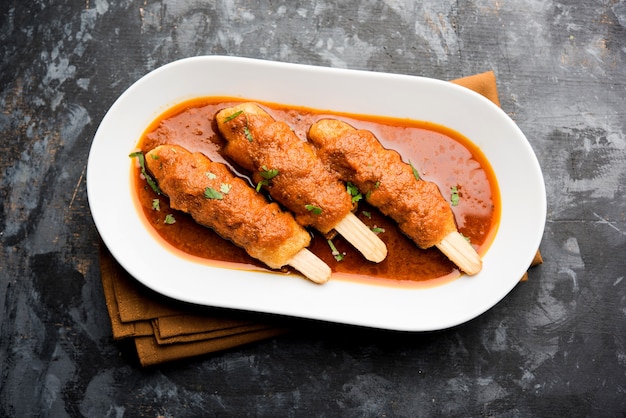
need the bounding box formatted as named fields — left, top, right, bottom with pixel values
left=223, top=110, right=243, bottom=122
left=129, top=151, right=161, bottom=195
left=243, top=126, right=253, bottom=142
left=409, top=160, right=420, bottom=181
left=164, top=214, right=176, bottom=224
left=374, top=180, right=380, bottom=189
left=371, top=226, right=385, bottom=234
left=260, top=166, right=279, bottom=179
left=204, top=187, right=224, bottom=200
left=220, top=183, right=232, bottom=194
left=460, top=233, right=471, bottom=243
left=327, top=239, right=344, bottom=261
left=223, top=110, right=254, bottom=141
left=346, top=182, right=362, bottom=203
left=206, top=171, right=217, bottom=180
left=256, top=166, right=279, bottom=191
left=362, top=210, right=372, bottom=219
left=152, top=199, right=160, bottom=211
left=450, top=186, right=460, bottom=206
left=305, top=204, right=323, bottom=214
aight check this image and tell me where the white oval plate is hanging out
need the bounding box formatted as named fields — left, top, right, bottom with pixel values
left=87, top=56, right=546, bottom=331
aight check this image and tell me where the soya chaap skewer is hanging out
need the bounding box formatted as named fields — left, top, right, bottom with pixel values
left=214, top=103, right=387, bottom=263
left=142, top=144, right=331, bottom=284
left=307, top=119, right=482, bottom=275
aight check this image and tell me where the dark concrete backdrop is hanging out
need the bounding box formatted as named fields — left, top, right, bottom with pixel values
left=2, top=1, right=625, bottom=416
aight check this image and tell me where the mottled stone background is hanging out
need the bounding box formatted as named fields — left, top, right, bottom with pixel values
left=1, top=0, right=625, bottom=416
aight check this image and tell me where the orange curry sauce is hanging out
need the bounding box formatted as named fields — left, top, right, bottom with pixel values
left=131, top=97, right=500, bottom=287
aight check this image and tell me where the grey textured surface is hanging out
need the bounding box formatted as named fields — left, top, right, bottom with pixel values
left=1, top=0, right=625, bottom=416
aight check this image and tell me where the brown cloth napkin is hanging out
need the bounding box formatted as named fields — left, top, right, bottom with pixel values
left=98, top=71, right=542, bottom=366
left=99, top=243, right=290, bottom=366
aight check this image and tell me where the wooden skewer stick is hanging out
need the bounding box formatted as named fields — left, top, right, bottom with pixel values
left=334, top=212, right=388, bottom=263
left=436, top=231, right=482, bottom=275
left=288, top=249, right=332, bottom=284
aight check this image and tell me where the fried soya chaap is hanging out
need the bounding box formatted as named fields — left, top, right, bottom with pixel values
left=215, top=103, right=387, bottom=263
left=143, top=144, right=331, bottom=283
left=307, top=119, right=482, bottom=275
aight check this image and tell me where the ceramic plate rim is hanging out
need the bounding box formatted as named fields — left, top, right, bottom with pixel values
left=87, top=56, right=546, bottom=331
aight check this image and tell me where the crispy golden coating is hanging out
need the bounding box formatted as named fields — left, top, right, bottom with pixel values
left=145, top=145, right=310, bottom=269
left=308, top=119, right=457, bottom=249
left=215, top=103, right=353, bottom=234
